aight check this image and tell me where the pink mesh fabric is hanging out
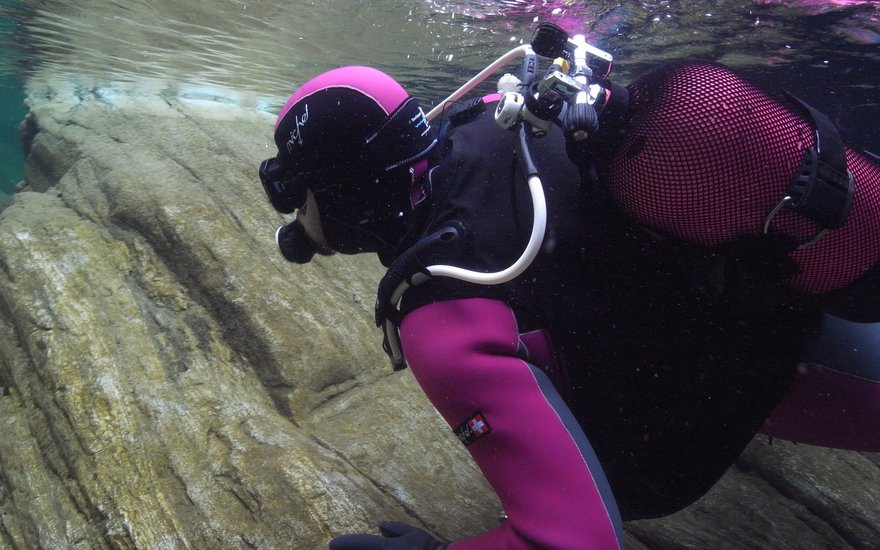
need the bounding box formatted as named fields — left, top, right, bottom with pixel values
left=602, top=62, right=880, bottom=294
left=790, top=150, right=880, bottom=293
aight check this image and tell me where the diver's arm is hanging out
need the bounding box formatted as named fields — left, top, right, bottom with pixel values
left=399, top=298, right=623, bottom=550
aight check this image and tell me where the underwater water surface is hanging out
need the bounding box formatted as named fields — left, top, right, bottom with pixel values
left=0, top=0, right=877, bottom=190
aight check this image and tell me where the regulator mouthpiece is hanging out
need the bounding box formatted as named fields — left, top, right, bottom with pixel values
left=276, top=221, right=317, bottom=264
left=531, top=22, right=571, bottom=60
left=531, top=22, right=614, bottom=80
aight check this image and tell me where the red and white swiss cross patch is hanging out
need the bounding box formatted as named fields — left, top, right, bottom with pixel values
left=454, top=412, right=492, bottom=446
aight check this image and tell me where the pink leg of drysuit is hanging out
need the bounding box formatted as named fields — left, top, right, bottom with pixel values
left=760, top=363, right=880, bottom=451
left=400, top=298, right=622, bottom=550
left=761, top=314, right=880, bottom=451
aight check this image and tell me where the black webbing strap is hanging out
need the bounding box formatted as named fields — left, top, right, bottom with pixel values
left=782, top=92, right=854, bottom=230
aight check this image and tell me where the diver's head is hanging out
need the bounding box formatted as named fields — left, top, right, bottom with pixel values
left=259, top=66, right=436, bottom=263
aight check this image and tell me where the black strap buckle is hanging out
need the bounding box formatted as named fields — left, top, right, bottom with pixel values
left=785, top=144, right=854, bottom=229
left=764, top=93, right=855, bottom=248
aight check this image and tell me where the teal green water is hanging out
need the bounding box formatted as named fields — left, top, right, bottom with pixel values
left=0, top=1, right=27, bottom=198
left=0, top=79, right=26, bottom=198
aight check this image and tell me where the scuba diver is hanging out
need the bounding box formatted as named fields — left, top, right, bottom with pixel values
left=257, top=23, right=880, bottom=550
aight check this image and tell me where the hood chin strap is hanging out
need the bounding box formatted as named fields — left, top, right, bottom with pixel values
left=319, top=210, right=406, bottom=264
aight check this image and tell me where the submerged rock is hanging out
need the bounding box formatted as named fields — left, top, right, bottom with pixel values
left=0, top=93, right=498, bottom=549
left=0, top=91, right=877, bottom=549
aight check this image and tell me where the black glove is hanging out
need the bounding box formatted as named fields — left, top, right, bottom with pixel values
left=328, top=521, right=445, bottom=550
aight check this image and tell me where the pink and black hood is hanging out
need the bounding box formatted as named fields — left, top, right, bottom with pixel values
left=273, top=66, right=436, bottom=177
left=265, top=66, right=437, bottom=258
